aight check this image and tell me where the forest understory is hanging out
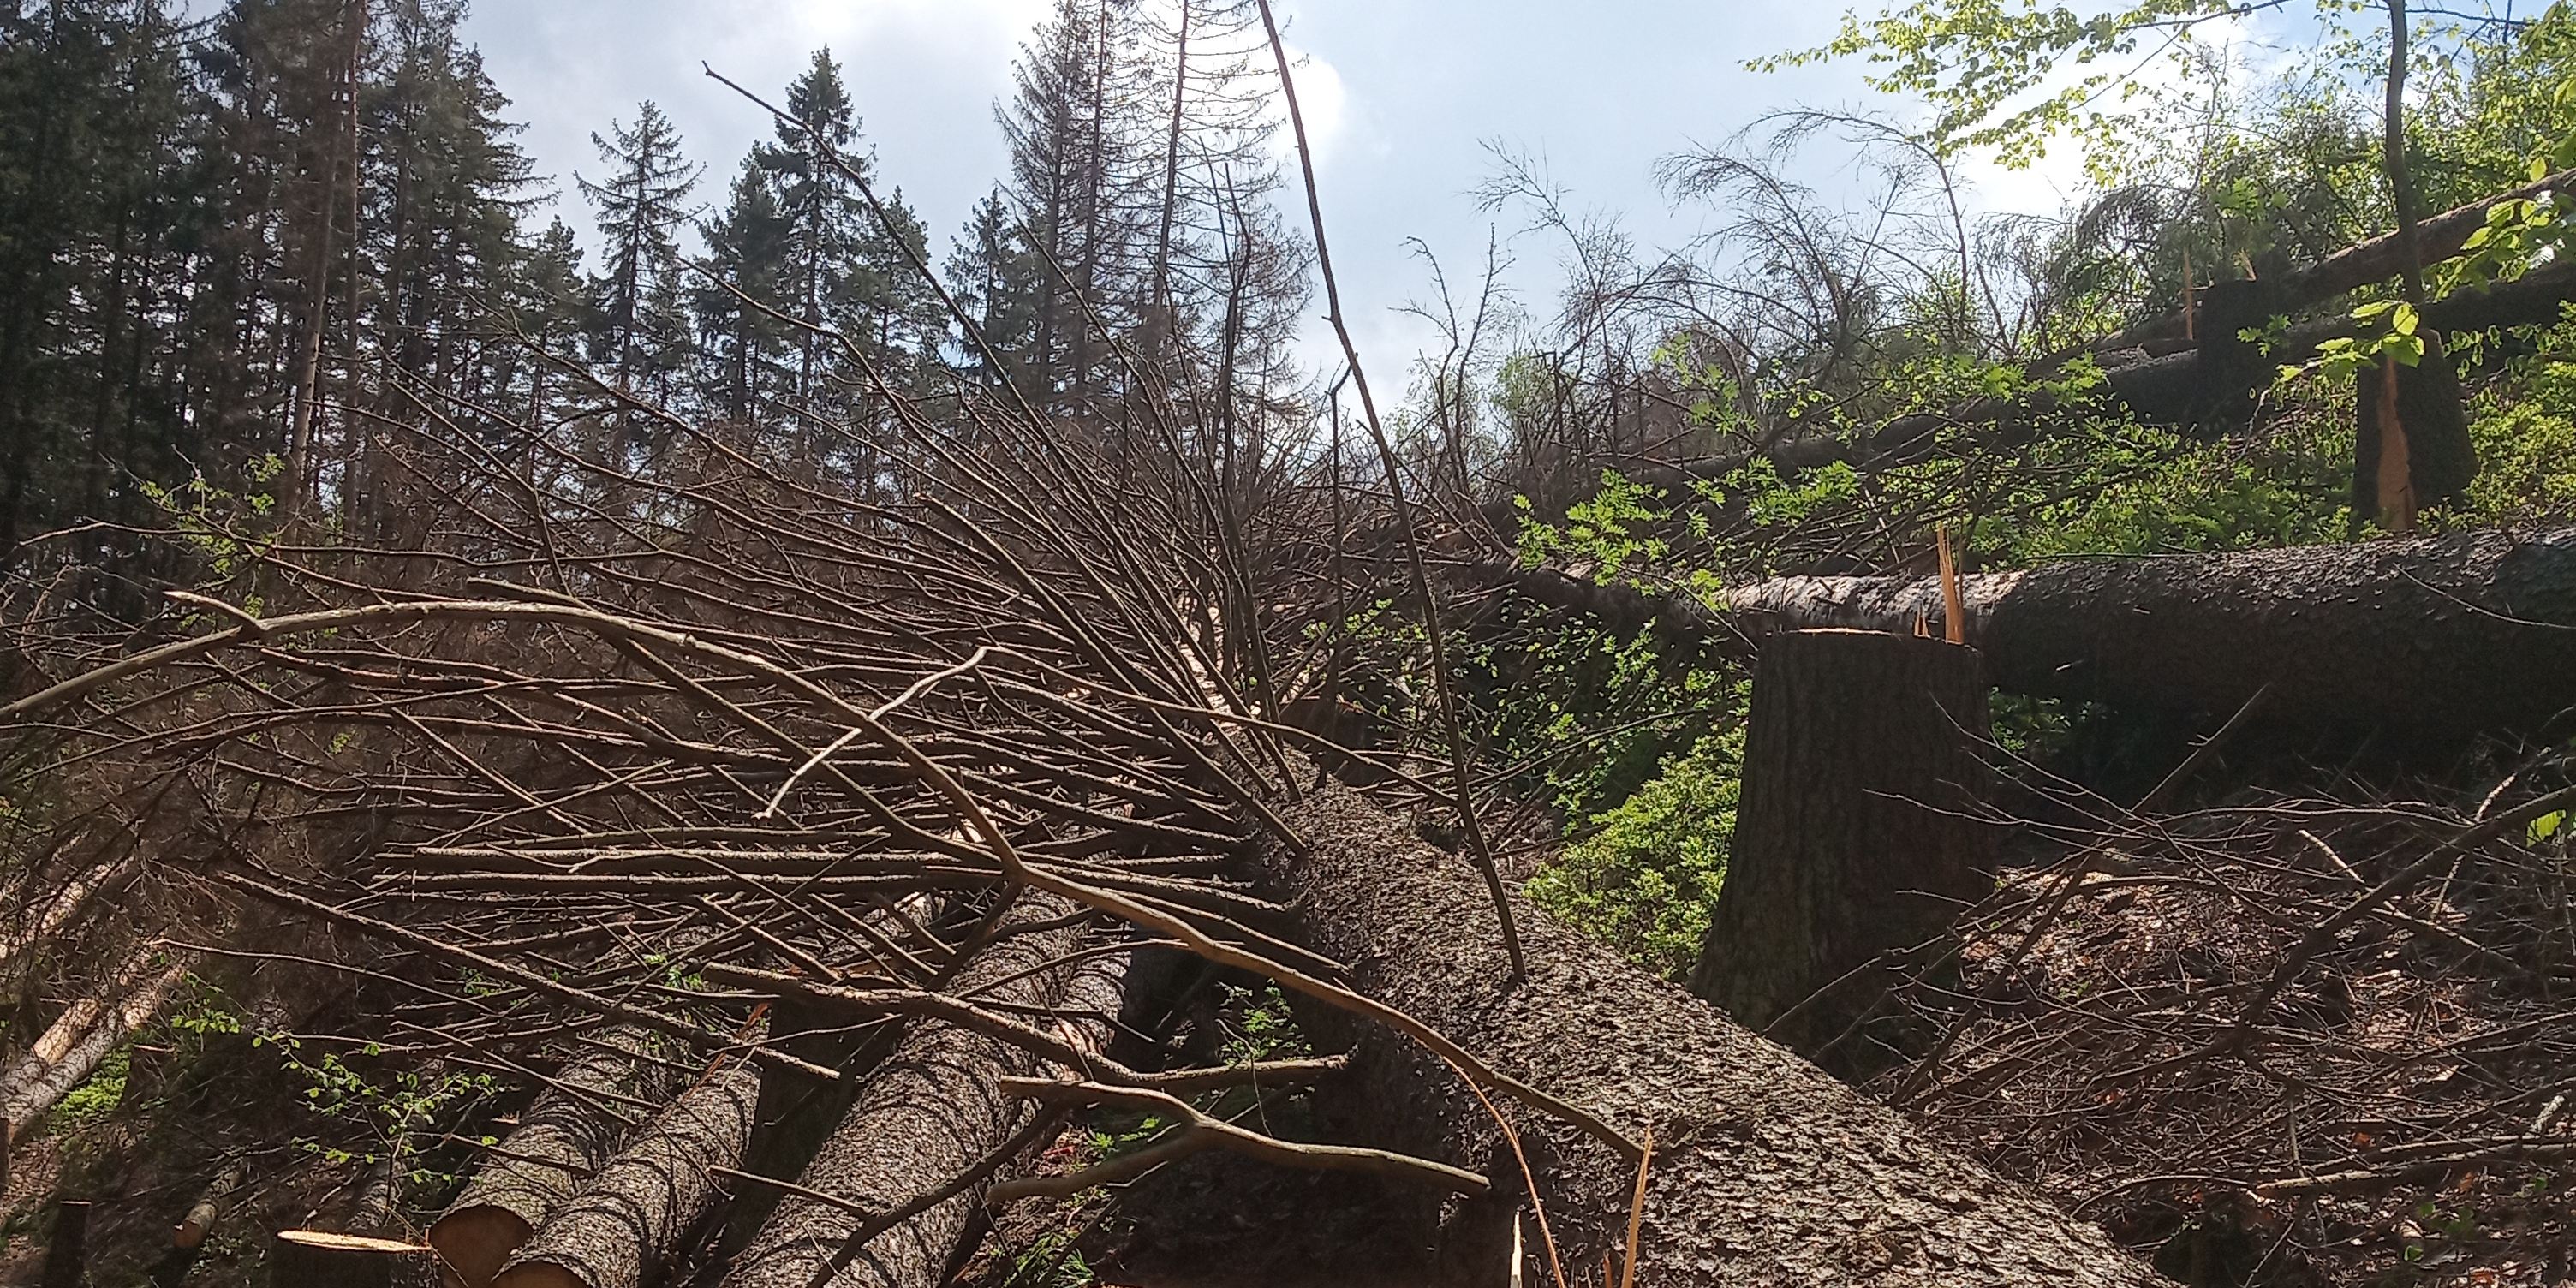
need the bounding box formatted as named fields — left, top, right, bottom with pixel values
left=11, top=1, right=2576, bottom=1286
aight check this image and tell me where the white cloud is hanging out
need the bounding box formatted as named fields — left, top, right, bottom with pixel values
left=1279, top=42, right=1352, bottom=169
left=468, top=0, right=1048, bottom=255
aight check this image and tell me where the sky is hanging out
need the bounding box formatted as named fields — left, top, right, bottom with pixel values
left=456, top=0, right=2247, bottom=378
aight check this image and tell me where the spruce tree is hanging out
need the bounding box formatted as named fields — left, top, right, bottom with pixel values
left=753, top=48, right=872, bottom=415
left=577, top=98, right=698, bottom=460
left=694, top=159, right=789, bottom=431
left=944, top=184, right=1045, bottom=391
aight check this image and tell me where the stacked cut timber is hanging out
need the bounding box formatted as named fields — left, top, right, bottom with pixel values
left=494, top=1063, right=760, bottom=1288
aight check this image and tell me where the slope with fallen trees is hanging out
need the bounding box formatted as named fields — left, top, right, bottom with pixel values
left=15, top=16, right=2576, bottom=1287
left=0, top=257, right=2212, bottom=1285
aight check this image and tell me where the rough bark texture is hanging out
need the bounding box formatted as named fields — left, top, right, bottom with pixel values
left=429, top=1029, right=670, bottom=1288
left=494, top=1062, right=760, bottom=1288
left=271, top=1231, right=440, bottom=1288
left=717, top=985, right=897, bottom=1259
left=1689, top=631, right=1995, bottom=1058
left=1260, top=784, right=2168, bottom=1287
left=1494, top=528, right=2576, bottom=733
left=724, top=897, right=1119, bottom=1288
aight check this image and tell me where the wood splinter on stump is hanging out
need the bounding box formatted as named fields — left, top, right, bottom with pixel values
left=271, top=1230, right=439, bottom=1288
left=1690, top=628, right=1996, bottom=1065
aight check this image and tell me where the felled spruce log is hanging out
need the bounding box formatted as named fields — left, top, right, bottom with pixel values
left=1690, top=631, right=1995, bottom=1064
left=150, top=1159, right=250, bottom=1287
left=1260, top=784, right=2166, bottom=1286
left=1492, top=527, right=2576, bottom=733
left=724, top=895, right=1120, bottom=1288
left=428, top=1029, right=674, bottom=1288
left=493, top=1063, right=760, bottom=1288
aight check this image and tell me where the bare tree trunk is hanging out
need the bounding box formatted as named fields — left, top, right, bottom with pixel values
left=3, top=937, right=169, bottom=1099
left=725, top=898, right=1121, bottom=1288
left=1258, top=783, right=2167, bottom=1286
left=493, top=1063, right=760, bottom=1288
left=428, top=1029, right=671, bottom=1288
left=1689, top=630, right=1995, bottom=1063
left=0, top=854, right=139, bottom=987
left=271, top=1231, right=438, bottom=1288
left=1492, top=527, right=2576, bottom=734
left=281, top=0, right=366, bottom=528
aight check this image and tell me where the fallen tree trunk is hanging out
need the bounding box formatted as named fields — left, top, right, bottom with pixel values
left=2060, top=166, right=2576, bottom=362
left=2, top=949, right=196, bottom=1138
left=724, top=897, right=1120, bottom=1288
left=0, top=853, right=140, bottom=987
left=493, top=1062, right=760, bottom=1288
left=1260, top=784, right=2166, bottom=1285
left=429, top=1029, right=673, bottom=1288
left=150, top=1159, right=249, bottom=1287
left=1489, top=527, right=2576, bottom=733
left=1, top=937, right=182, bottom=1109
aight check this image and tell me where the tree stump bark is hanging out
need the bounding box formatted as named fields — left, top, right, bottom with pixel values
left=1690, top=629, right=1995, bottom=1060
left=40, top=1199, right=88, bottom=1288
left=269, top=1231, right=438, bottom=1288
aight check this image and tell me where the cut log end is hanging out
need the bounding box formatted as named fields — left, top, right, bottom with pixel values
left=426, top=1207, right=534, bottom=1288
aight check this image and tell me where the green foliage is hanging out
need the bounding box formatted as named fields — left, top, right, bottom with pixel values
left=1000, top=1229, right=1093, bottom=1288
left=1756, top=0, right=2247, bottom=166
left=2531, top=809, right=2567, bottom=844
left=2461, top=312, right=2576, bottom=521
left=1216, top=982, right=1309, bottom=1066
left=2302, top=299, right=2426, bottom=384
left=1527, top=720, right=1745, bottom=979
left=1515, top=471, right=1671, bottom=576
left=270, top=1033, right=498, bottom=1189
left=51, top=1047, right=128, bottom=1130
left=138, top=456, right=285, bottom=593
